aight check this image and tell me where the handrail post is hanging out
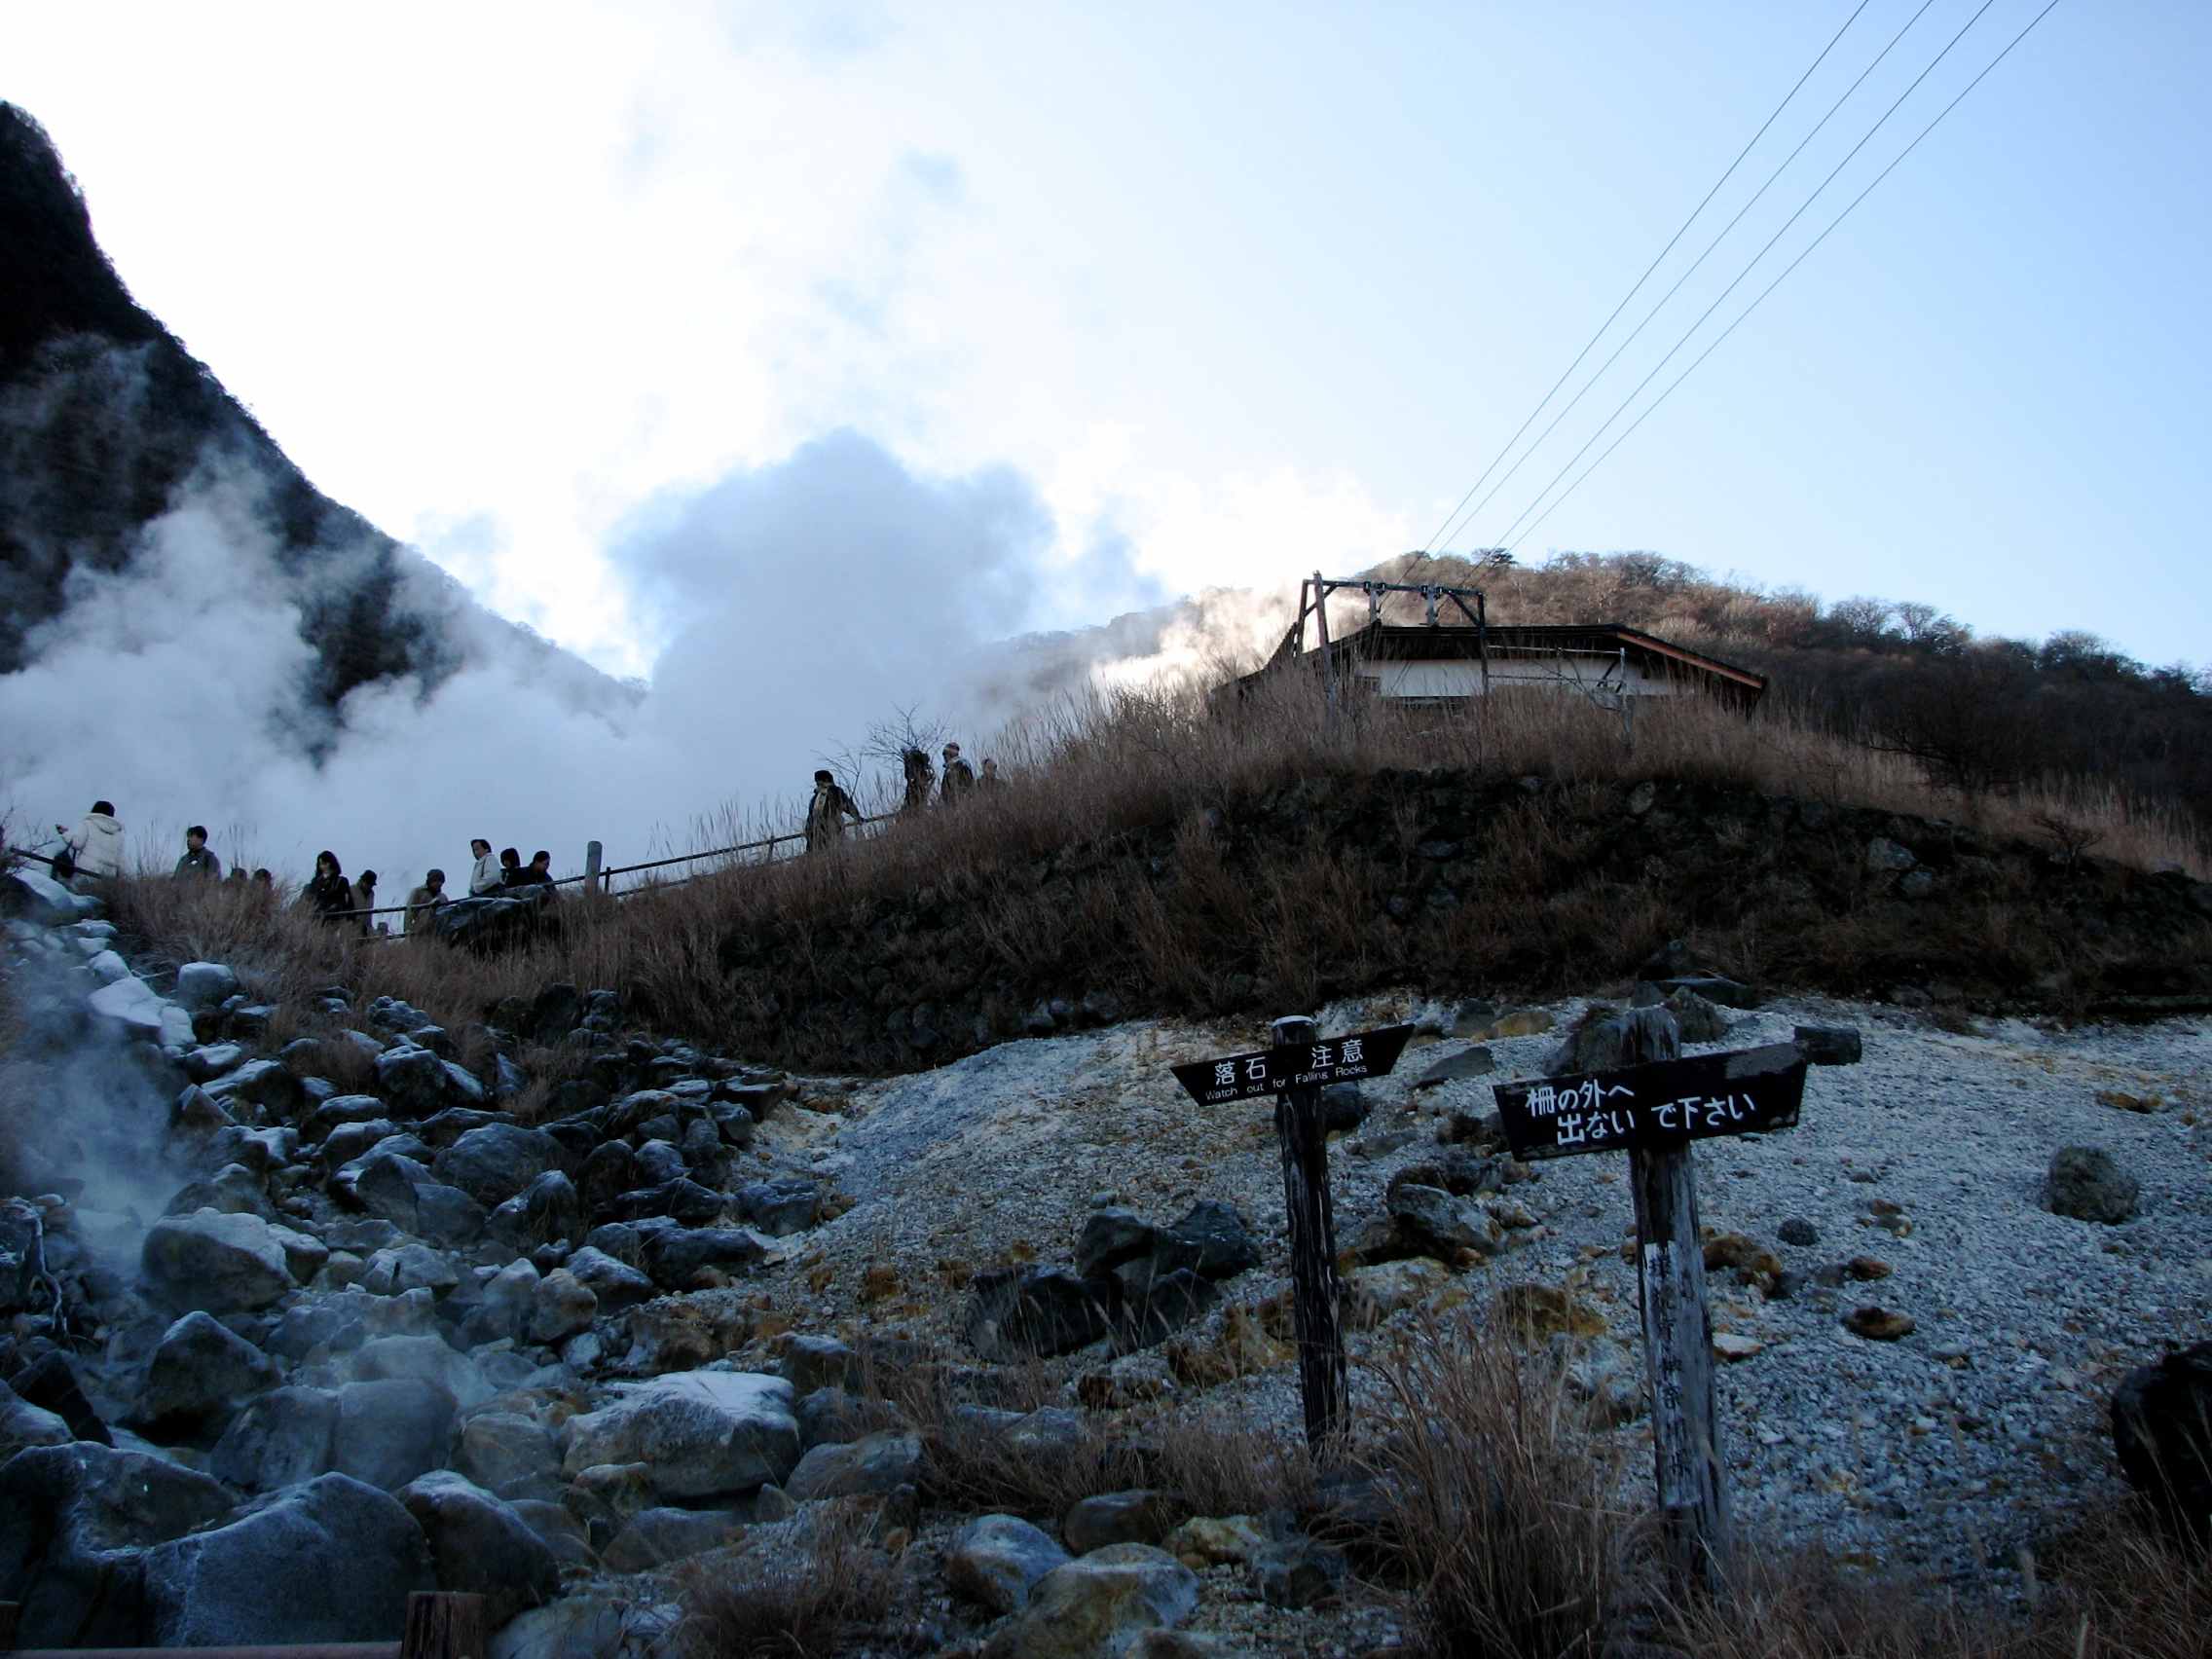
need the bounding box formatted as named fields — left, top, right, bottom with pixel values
left=401, top=1590, right=485, bottom=1659
left=583, top=839, right=603, bottom=894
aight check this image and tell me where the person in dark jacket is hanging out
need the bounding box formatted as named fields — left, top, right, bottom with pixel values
left=350, top=869, right=380, bottom=935
left=978, top=758, right=1006, bottom=793
left=497, top=847, right=524, bottom=887
left=405, top=868, right=448, bottom=934
left=805, top=769, right=863, bottom=852
left=901, top=749, right=934, bottom=818
left=174, top=826, right=222, bottom=880
left=299, top=851, right=351, bottom=924
left=940, top=741, right=976, bottom=806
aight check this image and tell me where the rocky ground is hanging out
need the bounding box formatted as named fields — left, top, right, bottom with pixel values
left=2, top=861, right=2207, bottom=1656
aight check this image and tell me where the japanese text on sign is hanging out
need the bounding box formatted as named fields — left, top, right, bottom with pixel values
left=1491, top=1043, right=1808, bottom=1161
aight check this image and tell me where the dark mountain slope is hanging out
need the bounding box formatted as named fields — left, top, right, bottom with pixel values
left=0, top=103, right=616, bottom=720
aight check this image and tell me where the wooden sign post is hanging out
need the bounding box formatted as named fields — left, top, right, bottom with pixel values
left=1172, top=1019, right=1414, bottom=1454
left=1492, top=1011, right=1811, bottom=1597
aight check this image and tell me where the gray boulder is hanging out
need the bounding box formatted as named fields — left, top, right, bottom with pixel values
left=397, top=1470, right=560, bottom=1630
left=2046, top=1145, right=2140, bottom=1225
left=965, top=1267, right=1113, bottom=1360
left=785, top=1429, right=923, bottom=1500
left=330, top=1378, right=458, bottom=1489
left=1063, top=1490, right=1180, bottom=1555
left=563, top=1245, right=656, bottom=1311
left=173, top=961, right=240, bottom=1011
left=993, top=1543, right=1200, bottom=1657
left=434, top=1124, right=568, bottom=1208
left=375, top=1045, right=457, bottom=1117
left=139, top=1474, right=432, bottom=1645
left=0, top=1441, right=235, bottom=1646
left=946, top=1513, right=1071, bottom=1614
left=211, top=1385, right=341, bottom=1491
left=601, top=1505, right=756, bottom=1571
left=457, top=1412, right=564, bottom=1502
left=130, top=1309, right=280, bottom=1439
left=0, top=1382, right=72, bottom=1457
left=735, top=1177, right=820, bottom=1235
left=1412, top=1045, right=1495, bottom=1089
left=486, top=1171, right=583, bottom=1252
left=561, top=1372, right=799, bottom=1500
left=2112, top=1340, right=2212, bottom=1537
left=140, top=1208, right=297, bottom=1312
left=527, top=1269, right=597, bottom=1344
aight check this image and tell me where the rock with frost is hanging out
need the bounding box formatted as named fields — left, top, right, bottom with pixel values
left=457, top=1412, right=564, bottom=1501
left=173, top=961, right=240, bottom=1010
left=433, top=1123, right=563, bottom=1206
left=130, top=1309, right=281, bottom=1438
left=562, top=1372, right=800, bottom=1500
left=397, top=1470, right=560, bottom=1629
left=0, top=1442, right=238, bottom=1645
left=211, top=1385, right=341, bottom=1491
left=988, top=1543, right=1200, bottom=1657
left=140, top=1208, right=297, bottom=1312
left=139, top=1474, right=433, bottom=1645
left=785, top=1429, right=923, bottom=1500
left=89, top=973, right=166, bottom=1037
left=330, top=1378, right=458, bottom=1489
left=947, top=1514, right=1072, bottom=1614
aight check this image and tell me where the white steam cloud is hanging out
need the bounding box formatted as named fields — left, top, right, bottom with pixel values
left=1, top=414, right=1299, bottom=896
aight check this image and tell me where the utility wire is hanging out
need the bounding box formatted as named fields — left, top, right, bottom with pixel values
left=1488, top=0, right=2006, bottom=551
left=1434, top=0, right=1940, bottom=558
left=1411, top=0, right=1876, bottom=572
left=1505, top=0, right=2065, bottom=554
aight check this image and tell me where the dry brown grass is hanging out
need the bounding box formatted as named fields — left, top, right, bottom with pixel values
left=670, top=1506, right=898, bottom=1659
left=101, top=674, right=2212, bottom=1075
left=1361, top=1314, right=1638, bottom=1659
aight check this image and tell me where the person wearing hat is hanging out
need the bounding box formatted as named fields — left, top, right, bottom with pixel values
left=405, top=868, right=449, bottom=934
left=350, top=868, right=380, bottom=935
left=804, top=769, right=863, bottom=851
left=940, top=741, right=976, bottom=806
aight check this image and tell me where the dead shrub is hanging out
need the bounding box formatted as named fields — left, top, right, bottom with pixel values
left=1363, top=1313, right=1637, bottom=1659
left=883, top=1362, right=1138, bottom=1521
left=1145, top=1409, right=1315, bottom=1520
left=671, top=1507, right=897, bottom=1659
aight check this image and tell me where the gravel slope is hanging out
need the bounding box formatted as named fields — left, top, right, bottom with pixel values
left=763, top=989, right=2209, bottom=1604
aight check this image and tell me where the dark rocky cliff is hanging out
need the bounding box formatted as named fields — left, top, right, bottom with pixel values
left=0, top=103, right=613, bottom=721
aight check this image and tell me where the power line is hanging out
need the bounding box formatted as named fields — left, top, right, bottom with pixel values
left=1488, top=0, right=2007, bottom=550
left=1504, top=0, right=2066, bottom=555
left=1406, top=0, right=1876, bottom=572
left=1432, top=0, right=1941, bottom=555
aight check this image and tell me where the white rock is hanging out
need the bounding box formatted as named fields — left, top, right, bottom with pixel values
left=562, top=1373, right=799, bottom=1500
left=174, top=962, right=241, bottom=1010
left=89, top=974, right=166, bottom=1036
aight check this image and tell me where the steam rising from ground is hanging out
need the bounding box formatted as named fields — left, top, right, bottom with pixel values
left=0, top=424, right=1294, bottom=895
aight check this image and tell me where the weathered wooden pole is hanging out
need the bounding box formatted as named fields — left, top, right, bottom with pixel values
left=583, top=840, right=603, bottom=894
left=400, top=1591, right=485, bottom=1659
left=0, top=1601, right=19, bottom=1648
left=1271, top=1014, right=1348, bottom=1455
left=1606, top=1005, right=1734, bottom=1596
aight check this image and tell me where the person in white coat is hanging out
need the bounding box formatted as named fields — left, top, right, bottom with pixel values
left=57, top=800, right=124, bottom=881
left=467, top=837, right=502, bottom=897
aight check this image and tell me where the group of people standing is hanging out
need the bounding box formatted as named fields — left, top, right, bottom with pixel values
left=297, top=838, right=562, bottom=937
left=805, top=740, right=1005, bottom=853
left=41, top=747, right=1012, bottom=931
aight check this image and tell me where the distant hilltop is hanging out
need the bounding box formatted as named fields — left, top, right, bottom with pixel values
left=0, top=103, right=621, bottom=733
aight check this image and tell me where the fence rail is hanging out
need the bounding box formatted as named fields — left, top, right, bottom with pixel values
left=0, top=1590, right=479, bottom=1658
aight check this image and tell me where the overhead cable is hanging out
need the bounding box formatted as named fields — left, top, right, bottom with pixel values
left=1411, top=0, right=1876, bottom=570
left=1488, top=0, right=2009, bottom=550
left=1504, top=0, right=2066, bottom=554
left=1436, top=0, right=1942, bottom=555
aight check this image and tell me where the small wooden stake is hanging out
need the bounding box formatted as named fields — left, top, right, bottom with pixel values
left=1606, top=1006, right=1734, bottom=1595
left=401, top=1591, right=486, bottom=1659
left=1272, top=1014, right=1347, bottom=1455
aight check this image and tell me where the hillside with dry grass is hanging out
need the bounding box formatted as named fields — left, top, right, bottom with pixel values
left=101, top=671, right=2212, bottom=1084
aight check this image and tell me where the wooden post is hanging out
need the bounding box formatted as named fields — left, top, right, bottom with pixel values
left=583, top=839, right=603, bottom=894
left=0, top=1600, right=18, bottom=1649
left=1271, top=1014, right=1347, bottom=1455
left=1604, top=1006, right=1733, bottom=1595
left=1311, top=570, right=1336, bottom=713
left=401, top=1591, right=485, bottom=1659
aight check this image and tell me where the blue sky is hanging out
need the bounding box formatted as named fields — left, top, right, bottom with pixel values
left=12, top=0, right=2207, bottom=675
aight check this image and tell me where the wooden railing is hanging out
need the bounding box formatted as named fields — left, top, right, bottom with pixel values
left=0, top=1590, right=482, bottom=1659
